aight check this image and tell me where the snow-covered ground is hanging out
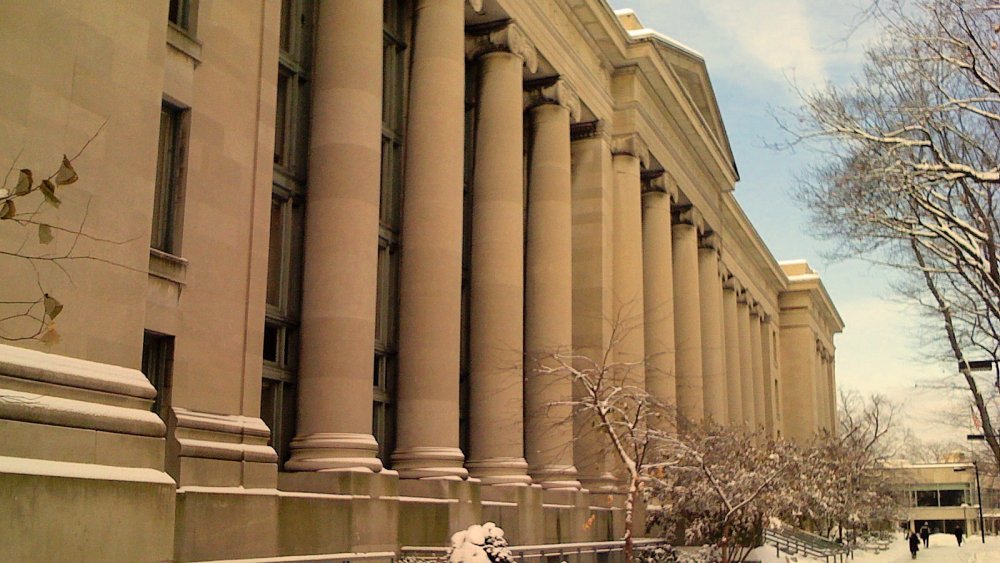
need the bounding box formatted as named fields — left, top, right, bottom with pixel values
left=749, top=533, right=1000, bottom=563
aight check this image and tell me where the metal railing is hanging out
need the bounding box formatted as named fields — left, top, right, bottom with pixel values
left=197, top=550, right=398, bottom=563
left=763, top=527, right=850, bottom=563
left=402, top=539, right=670, bottom=563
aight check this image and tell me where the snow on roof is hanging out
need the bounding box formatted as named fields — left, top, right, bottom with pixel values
left=613, top=8, right=705, bottom=60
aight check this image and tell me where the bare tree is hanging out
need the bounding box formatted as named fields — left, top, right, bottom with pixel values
left=787, top=0, right=1000, bottom=467
left=0, top=125, right=135, bottom=343
left=532, top=322, right=676, bottom=563
left=801, top=392, right=904, bottom=541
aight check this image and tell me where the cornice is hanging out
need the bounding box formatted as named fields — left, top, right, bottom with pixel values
left=570, top=119, right=603, bottom=141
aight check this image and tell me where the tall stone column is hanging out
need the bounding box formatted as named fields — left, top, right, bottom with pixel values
left=759, top=314, right=776, bottom=437
left=816, top=346, right=832, bottom=435
left=698, top=232, right=727, bottom=424
left=287, top=0, right=383, bottom=472
left=392, top=0, right=468, bottom=479
left=524, top=80, right=582, bottom=490
left=827, top=355, right=837, bottom=432
left=642, top=173, right=677, bottom=431
left=612, top=134, right=648, bottom=391
left=463, top=25, right=537, bottom=486
left=570, top=126, right=618, bottom=493
left=672, top=206, right=704, bottom=425
left=749, top=306, right=766, bottom=431
left=722, top=275, right=743, bottom=426
left=737, top=294, right=755, bottom=428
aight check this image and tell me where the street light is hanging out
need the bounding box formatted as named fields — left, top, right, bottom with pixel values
left=955, top=455, right=987, bottom=544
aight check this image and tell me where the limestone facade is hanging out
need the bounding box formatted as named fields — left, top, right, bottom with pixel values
left=0, top=1, right=843, bottom=560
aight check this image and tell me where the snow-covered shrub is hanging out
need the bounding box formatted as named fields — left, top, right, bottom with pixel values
left=448, top=522, right=513, bottom=563
left=634, top=544, right=679, bottom=563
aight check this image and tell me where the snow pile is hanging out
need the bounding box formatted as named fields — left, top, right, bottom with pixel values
left=448, top=522, right=513, bottom=563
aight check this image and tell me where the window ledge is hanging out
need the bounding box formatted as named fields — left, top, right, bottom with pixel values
left=149, top=248, right=188, bottom=285
left=167, top=23, right=202, bottom=65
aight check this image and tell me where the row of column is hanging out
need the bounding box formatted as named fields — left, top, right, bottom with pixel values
left=284, top=0, right=788, bottom=484
left=289, top=2, right=589, bottom=486
left=653, top=205, right=777, bottom=432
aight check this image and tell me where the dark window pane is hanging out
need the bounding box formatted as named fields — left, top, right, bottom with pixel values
left=152, top=106, right=179, bottom=253
left=263, top=322, right=279, bottom=363
left=141, top=332, right=174, bottom=421
left=916, top=490, right=938, bottom=507
left=279, top=0, right=293, bottom=53
left=939, top=490, right=965, bottom=507
left=274, top=72, right=289, bottom=165
left=267, top=198, right=284, bottom=307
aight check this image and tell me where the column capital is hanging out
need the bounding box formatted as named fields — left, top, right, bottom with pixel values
left=749, top=302, right=762, bottom=318
left=466, top=22, right=538, bottom=72
left=723, top=275, right=743, bottom=293
left=760, top=313, right=773, bottom=325
left=736, top=288, right=750, bottom=305
left=467, top=0, right=485, bottom=13
left=611, top=133, right=649, bottom=167
left=524, top=78, right=581, bottom=121
left=699, top=229, right=721, bottom=253
left=641, top=169, right=679, bottom=202
left=672, top=204, right=704, bottom=232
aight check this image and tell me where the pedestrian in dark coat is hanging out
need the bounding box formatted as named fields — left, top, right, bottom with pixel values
left=908, top=532, right=920, bottom=559
left=919, top=523, right=930, bottom=548
left=954, top=526, right=963, bottom=546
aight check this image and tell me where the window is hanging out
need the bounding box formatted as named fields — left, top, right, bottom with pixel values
left=263, top=0, right=313, bottom=468
left=141, top=331, right=174, bottom=421
left=151, top=102, right=187, bottom=254
left=168, top=0, right=198, bottom=35
left=916, top=490, right=939, bottom=507
left=373, top=0, right=408, bottom=464
left=938, top=489, right=967, bottom=507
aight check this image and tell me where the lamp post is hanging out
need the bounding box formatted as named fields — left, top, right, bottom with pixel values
left=953, top=463, right=985, bottom=543
left=959, top=437, right=988, bottom=544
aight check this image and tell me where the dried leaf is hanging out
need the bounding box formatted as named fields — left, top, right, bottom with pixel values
left=0, top=200, right=14, bottom=220
left=40, top=323, right=60, bottom=345
left=15, top=169, right=32, bottom=195
left=55, top=155, right=78, bottom=185
left=38, top=223, right=53, bottom=244
left=40, top=179, right=61, bottom=207
left=43, top=294, right=63, bottom=320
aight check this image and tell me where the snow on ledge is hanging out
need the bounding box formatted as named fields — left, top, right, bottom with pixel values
left=0, top=343, right=155, bottom=399
left=0, top=455, right=175, bottom=485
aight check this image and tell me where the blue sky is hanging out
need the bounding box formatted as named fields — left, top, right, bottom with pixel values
left=609, top=1, right=964, bottom=445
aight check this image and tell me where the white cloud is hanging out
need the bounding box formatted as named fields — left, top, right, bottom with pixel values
left=698, top=0, right=829, bottom=87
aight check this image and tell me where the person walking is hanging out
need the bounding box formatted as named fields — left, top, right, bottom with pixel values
left=919, top=523, right=930, bottom=548
left=908, top=531, right=920, bottom=559
left=954, top=525, right=963, bottom=547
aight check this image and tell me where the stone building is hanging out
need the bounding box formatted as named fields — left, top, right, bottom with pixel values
left=0, top=0, right=843, bottom=561
left=889, top=460, right=1000, bottom=537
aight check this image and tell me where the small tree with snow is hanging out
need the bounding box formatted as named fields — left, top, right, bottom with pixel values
left=531, top=318, right=676, bottom=563
left=798, top=392, right=904, bottom=540
left=645, top=423, right=804, bottom=563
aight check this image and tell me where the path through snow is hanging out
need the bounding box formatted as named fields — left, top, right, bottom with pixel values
left=750, top=533, right=1000, bottom=563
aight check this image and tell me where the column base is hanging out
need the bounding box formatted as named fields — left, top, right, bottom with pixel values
left=466, top=457, right=532, bottom=485
left=529, top=464, right=582, bottom=490
left=391, top=446, right=468, bottom=479
left=285, top=432, right=384, bottom=472
left=579, top=471, right=618, bottom=494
